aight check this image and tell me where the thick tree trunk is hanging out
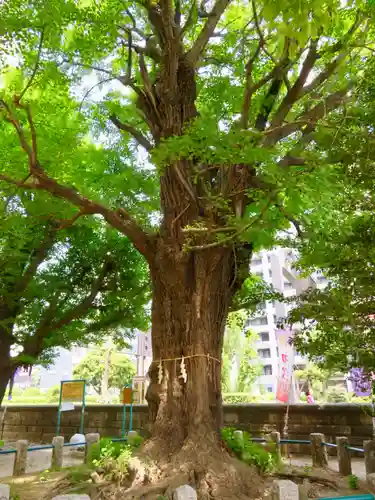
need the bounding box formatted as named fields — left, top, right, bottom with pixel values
left=146, top=243, right=236, bottom=453
left=0, top=336, right=14, bottom=406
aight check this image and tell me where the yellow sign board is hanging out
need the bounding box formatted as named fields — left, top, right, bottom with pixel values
left=122, top=387, right=133, bottom=405
left=61, top=381, right=85, bottom=402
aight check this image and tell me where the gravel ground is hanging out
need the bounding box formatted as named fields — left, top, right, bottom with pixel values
left=0, top=443, right=83, bottom=478
left=0, top=443, right=367, bottom=486
left=288, top=455, right=367, bottom=479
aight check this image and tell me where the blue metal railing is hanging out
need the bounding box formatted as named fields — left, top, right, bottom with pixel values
left=322, top=442, right=337, bottom=448
left=0, top=436, right=132, bottom=455
left=281, top=439, right=311, bottom=444
left=0, top=435, right=366, bottom=456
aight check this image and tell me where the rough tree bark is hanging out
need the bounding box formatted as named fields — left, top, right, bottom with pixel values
left=146, top=245, right=234, bottom=448
left=0, top=325, right=15, bottom=405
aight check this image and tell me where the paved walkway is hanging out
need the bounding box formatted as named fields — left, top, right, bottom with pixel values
left=0, top=447, right=83, bottom=478
left=288, top=455, right=366, bottom=479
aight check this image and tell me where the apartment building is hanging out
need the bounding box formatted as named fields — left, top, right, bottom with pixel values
left=247, top=247, right=327, bottom=394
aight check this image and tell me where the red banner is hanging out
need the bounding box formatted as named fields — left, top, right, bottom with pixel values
left=275, top=329, right=295, bottom=403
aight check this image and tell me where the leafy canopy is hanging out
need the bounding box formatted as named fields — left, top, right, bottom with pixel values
left=73, top=349, right=136, bottom=395
left=289, top=62, right=375, bottom=375
left=0, top=84, right=151, bottom=380
left=0, top=0, right=373, bottom=260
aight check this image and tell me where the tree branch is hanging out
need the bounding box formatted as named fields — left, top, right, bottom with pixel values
left=270, top=38, right=319, bottom=130
left=63, top=59, right=141, bottom=93
left=0, top=100, right=154, bottom=259
left=56, top=210, right=88, bottom=230
left=50, top=257, right=113, bottom=331
left=253, top=37, right=291, bottom=131
left=187, top=199, right=272, bottom=251
left=18, top=27, right=45, bottom=102
left=186, top=0, right=231, bottom=65
left=299, top=53, right=345, bottom=98
left=79, top=77, right=115, bottom=112
left=14, top=225, right=57, bottom=295
left=110, top=114, right=153, bottom=151
left=274, top=201, right=303, bottom=237
left=263, top=87, right=350, bottom=146
left=241, top=41, right=262, bottom=128
left=181, top=1, right=197, bottom=38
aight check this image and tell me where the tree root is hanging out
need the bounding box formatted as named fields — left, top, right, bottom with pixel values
left=95, top=436, right=266, bottom=500
left=274, top=472, right=339, bottom=490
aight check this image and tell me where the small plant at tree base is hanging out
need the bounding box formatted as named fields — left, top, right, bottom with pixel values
left=348, top=474, right=359, bottom=490
left=129, top=434, right=144, bottom=449
left=303, top=465, right=312, bottom=475
left=92, top=438, right=133, bottom=483
left=221, top=427, right=277, bottom=473
left=39, top=469, right=50, bottom=482
left=68, top=466, right=93, bottom=484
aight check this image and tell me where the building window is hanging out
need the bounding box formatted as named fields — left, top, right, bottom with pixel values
left=255, top=271, right=263, bottom=278
left=258, top=302, right=266, bottom=310
left=263, top=365, right=273, bottom=375
left=258, top=349, right=271, bottom=359
left=252, top=257, right=262, bottom=266
left=284, top=281, right=293, bottom=289
left=267, top=385, right=273, bottom=392
left=250, top=317, right=268, bottom=326
left=260, top=332, right=270, bottom=342
left=267, top=255, right=271, bottom=263
left=268, top=270, right=272, bottom=277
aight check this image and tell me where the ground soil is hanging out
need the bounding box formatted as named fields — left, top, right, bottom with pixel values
left=1, top=460, right=373, bottom=499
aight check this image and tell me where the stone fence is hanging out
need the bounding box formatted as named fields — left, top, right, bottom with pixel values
left=0, top=403, right=373, bottom=454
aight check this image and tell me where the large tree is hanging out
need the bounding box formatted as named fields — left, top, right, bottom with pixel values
left=0, top=199, right=150, bottom=405
left=0, top=0, right=373, bottom=494
left=289, top=59, right=375, bottom=375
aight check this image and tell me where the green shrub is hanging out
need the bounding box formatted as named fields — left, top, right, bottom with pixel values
left=23, top=387, right=42, bottom=397
left=223, top=393, right=275, bottom=404
left=348, top=474, right=359, bottom=489
left=46, top=385, right=60, bottom=402
left=326, top=389, right=347, bottom=403
left=93, top=438, right=132, bottom=482
left=221, top=427, right=277, bottom=473
left=223, top=393, right=256, bottom=404
left=129, top=434, right=144, bottom=449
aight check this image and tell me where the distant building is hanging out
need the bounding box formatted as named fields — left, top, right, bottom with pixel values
left=39, top=346, right=88, bottom=390
left=248, top=247, right=347, bottom=395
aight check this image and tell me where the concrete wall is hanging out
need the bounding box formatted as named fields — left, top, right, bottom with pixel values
left=0, top=404, right=372, bottom=453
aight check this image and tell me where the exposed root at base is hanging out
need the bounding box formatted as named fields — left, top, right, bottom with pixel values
left=275, top=472, right=338, bottom=490
left=94, top=435, right=268, bottom=500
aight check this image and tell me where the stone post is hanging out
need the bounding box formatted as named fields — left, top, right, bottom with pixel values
left=364, top=439, right=375, bottom=475
left=85, top=433, right=100, bottom=465
left=270, top=431, right=281, bottom=462
left=336, top=436, right=351, bottom=476
left=127, top=430, right=139, bottom=446
left=271, top=479, right=299, bottom=500
left=233, top=430, right=244, bottom=449
left=310, top=433, right=328, bottom=468
left=52, top=436, right=64, bottom=469
left=13, top=440, right=28, bottom=476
